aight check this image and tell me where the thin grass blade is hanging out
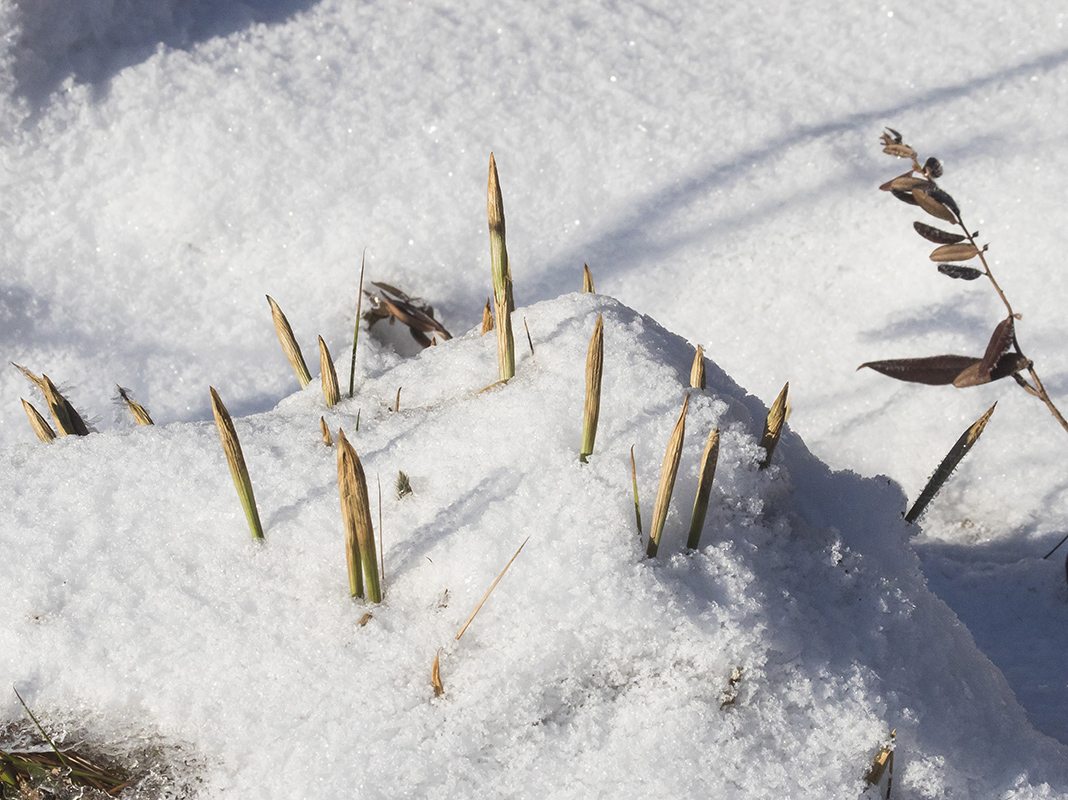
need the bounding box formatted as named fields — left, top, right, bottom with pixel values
left=349, top=249, right=366, bottom=398
left=456, top=536, right=530, bottom=640
left=630, top=445, right=642, bottom=537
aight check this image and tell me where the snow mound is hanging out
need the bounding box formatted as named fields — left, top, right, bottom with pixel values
left=1, top=293, right=1066, bottom=798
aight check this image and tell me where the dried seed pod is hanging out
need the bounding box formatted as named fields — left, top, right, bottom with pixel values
left=924, top=157, right=943, bottom=178
left=913, top=221, right=965, bottom=245
left=859, top=355, right=980, bottom=386
left=937, top=264, right=983, bottom=281
left=913, top=188, right=957, bottom=223
left=883, top=143, right=917, bottom=159
left=929, top=243, right=980, bottom=262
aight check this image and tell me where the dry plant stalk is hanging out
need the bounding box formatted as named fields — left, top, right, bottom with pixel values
left=646, top=394, right=691, bottom=558
left=349, top=249, right=366, bottom=398
left=686, top=428, right=720, bottom=550
left=41, top=375, right=89, bottom=436
left=210, top=387, right=264, bottom=540
left=267, top=295, right=312, bottom=388
left=455, top=535, right=530, bottom=640
left=690, top=345, right=706, bottom=390
left=865, top=129, right=1067, bottom=435
left=319, top=336, right=340, bottom=407
left=583, top=263, right=595, bottom=293
left=630, top=445, right=643, bottom=537
left=337, top=429, right=381, bottom=602
left=759, top=382, right=788, bottom=470
left=905, top=403, right=996, bottom=523
left=481, top=297, right=494, bottom=335
left=488, top=153, right=516, bottom=381
left=320, top=416, right=333, bottom=446
left=579, top=315, right=604, bottom=463
left=394, top=386, right=402, bottom=413
left=117, top=385, right=153, bottom=425
left=21, top=399, right=55, bottom=442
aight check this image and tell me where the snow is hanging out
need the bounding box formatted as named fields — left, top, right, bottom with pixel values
left=2, top=1, right=1068, bottom=797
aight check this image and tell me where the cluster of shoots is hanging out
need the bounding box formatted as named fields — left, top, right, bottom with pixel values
left=862, top=129, right=1068, bottom=522
left=14, top=363, right=152, bottom=441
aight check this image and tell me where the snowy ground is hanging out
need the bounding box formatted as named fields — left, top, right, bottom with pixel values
left=2, top=1, right=1068, bottom=797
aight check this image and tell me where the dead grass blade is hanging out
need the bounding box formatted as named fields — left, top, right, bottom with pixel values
left=690, top=345, right=706, bottom=390
left=456, top=536, right=530, bottom=640
left=579, top=314, right=604, bottom=463
left=21, top=399, right=56, bottom=442
left=488, top=153, right=516, bottom=381
left=481, top=297, right=494, bottom=335
left=267, top=295, right=312, bottom=388
left=583, top=263, right=595, bottom=293
left=337, top=429, right=381, bottom=601
left=319, top=336, right=340, bottom=407
left=905, top=403, right=996, bottom=523
left=320, top=416, right=333, bottom=446
left=117, top=385, right=153, bottom=425
left=523, top=317, right=535, bottom=359
left=686, top=428, right=720, bottom=550
left=210, top=387, right=264, bottom=540
left=646, top=394, right=690, bottom=557
left=758, top=382, right=789, bottom=470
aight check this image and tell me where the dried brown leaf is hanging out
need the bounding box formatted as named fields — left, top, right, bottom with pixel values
left=883, top=143, right=917, bottom=159
left=913, top=221, right=965, bottom=245
left=117, top=385, right=154, bottom=426
left=929, top=243, right=979, bottom=262
left=481, top=297, right=494, bottom=335
left=979, top=317, right=1016, bottom=377
left=859, top=355, right=980, bottom=386
left=913, top=188, right=957, bottom=223
left=880, top=174, right=934, bottom=193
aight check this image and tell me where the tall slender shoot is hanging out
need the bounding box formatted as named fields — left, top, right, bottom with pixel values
left=349, top=249, right=366, bottom=399
left=488, top=153, right=515, bottom=381
left=337, top=429, right=381, bottom=602
left=267, top=295, right=312, bottom=388
left=580, top=315, right=604, bottom=463
left=686, top=428, right=720, bottom=550
left=210, top=387, right=264, bottom=540
left=646, top=394, right=690, bottom=557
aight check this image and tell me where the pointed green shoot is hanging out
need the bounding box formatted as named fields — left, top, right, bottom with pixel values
left=349, top=249, right=366, bottom=399
left=210, top=387, right=264, bottom=540
left=337, top=429, right=381, bottom=602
